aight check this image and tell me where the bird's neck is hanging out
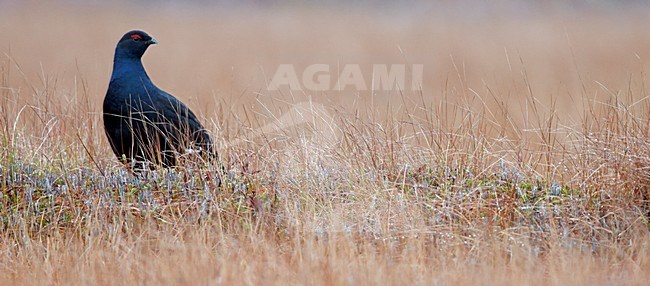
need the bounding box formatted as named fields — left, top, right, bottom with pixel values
left=111, top=56, right=151, bottom=82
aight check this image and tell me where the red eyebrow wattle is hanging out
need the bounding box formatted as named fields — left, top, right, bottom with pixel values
left=130, top=34, right=142, bottom=40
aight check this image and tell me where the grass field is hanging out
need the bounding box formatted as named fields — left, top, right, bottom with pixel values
left=1, top=2, right=649, bottom=285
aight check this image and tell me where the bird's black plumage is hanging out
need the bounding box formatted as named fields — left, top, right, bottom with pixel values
left=103, top=30, right=213, bottom=168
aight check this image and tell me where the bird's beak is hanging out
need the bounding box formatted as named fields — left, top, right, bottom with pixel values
left=146, top=38, right=158, bottom=45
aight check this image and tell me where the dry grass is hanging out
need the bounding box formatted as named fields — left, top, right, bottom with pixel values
left=0, top=2, right=649, bottom=285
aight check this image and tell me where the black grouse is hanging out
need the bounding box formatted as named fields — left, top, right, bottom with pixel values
left=103, top=30, right=213, bottom=168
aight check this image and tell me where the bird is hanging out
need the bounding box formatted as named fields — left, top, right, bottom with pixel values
left=103, top=30, right=214, bottom=169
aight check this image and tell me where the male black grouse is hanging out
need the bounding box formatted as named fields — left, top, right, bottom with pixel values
left=103, top=30, right=213, bottom=168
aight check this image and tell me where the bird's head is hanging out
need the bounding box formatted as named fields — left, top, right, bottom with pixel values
left=115, top=30, right=158, bottom=60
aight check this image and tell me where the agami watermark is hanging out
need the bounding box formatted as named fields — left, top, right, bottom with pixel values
left=267, top=64, right=423, bottom=91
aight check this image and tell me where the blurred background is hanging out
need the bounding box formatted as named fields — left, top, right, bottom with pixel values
left=1, top=0, right=650, bottom=137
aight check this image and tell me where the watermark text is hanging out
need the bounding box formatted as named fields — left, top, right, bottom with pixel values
left=267, top=64, right=423, bottom=91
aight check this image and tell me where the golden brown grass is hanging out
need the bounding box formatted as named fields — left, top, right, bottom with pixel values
left=0, top=2, right=649, bottom=285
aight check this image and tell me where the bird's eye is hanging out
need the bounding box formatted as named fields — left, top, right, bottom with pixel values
left=130, top=34, right=143, bottom=41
